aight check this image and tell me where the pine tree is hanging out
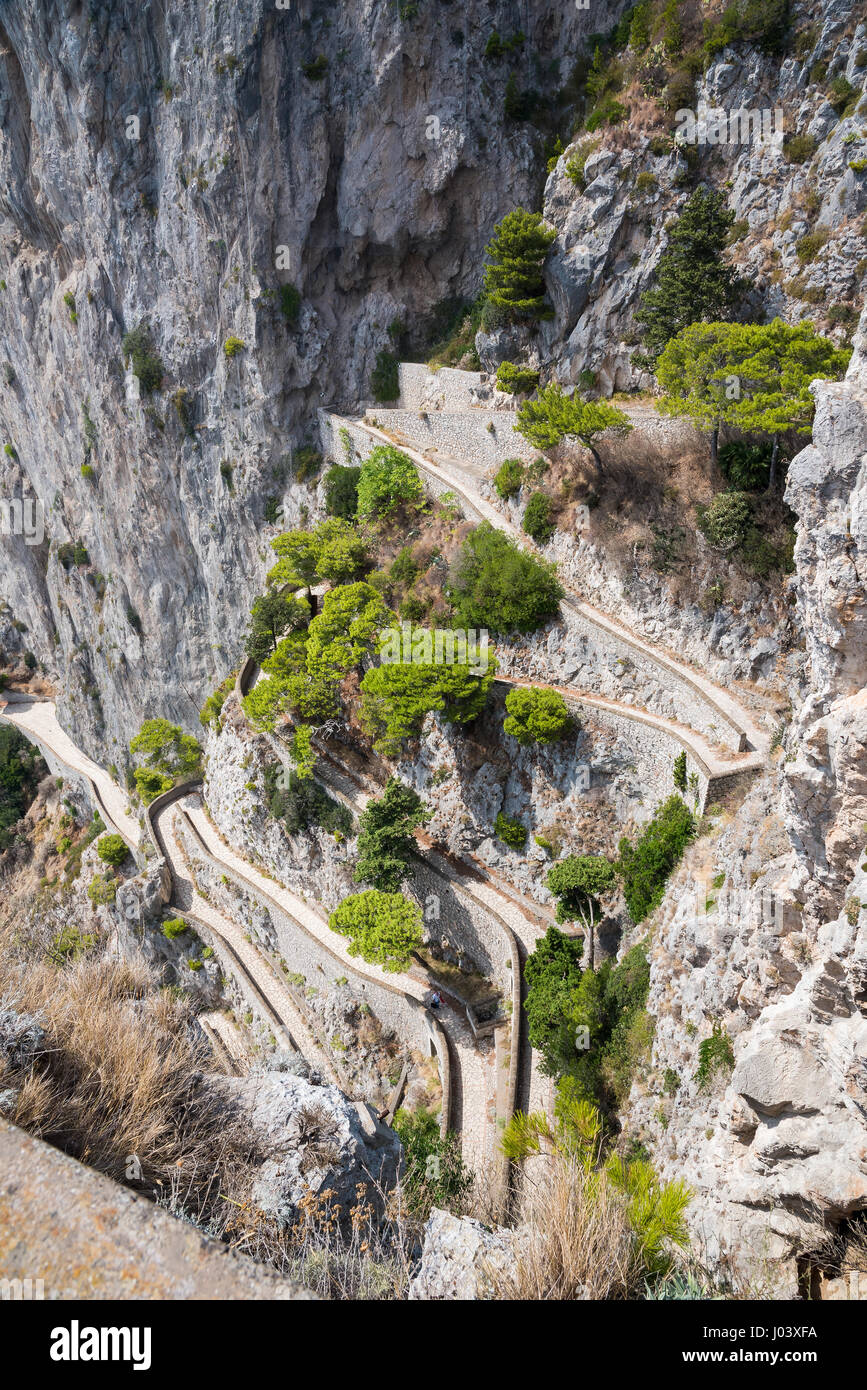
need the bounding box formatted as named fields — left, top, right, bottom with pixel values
left=657, top=318, right=851, bottom=482
left=635, top=187, right=743, bottom=365
left=483, top=208, right=557, bottom=322
left=354, top=776, right=429, bottom=892
left=516, top=383, right=632, bottom=476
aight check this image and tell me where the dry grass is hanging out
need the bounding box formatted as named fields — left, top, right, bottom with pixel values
left=0, top=943, right=250, bottom=1199
left=491, top=1153, right=639, bottom=1300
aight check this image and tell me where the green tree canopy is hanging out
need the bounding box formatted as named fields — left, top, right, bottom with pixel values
left=546, top=854, right=617, bottom=970
left=356, top=445, right=425, bottom=521
left=503, top=686, right=573, bottom=745
left=618, top=795, right=695, bottom=923
left=516, top=384, right=631, bottom=475
left=354, top=776, right=429, bottom=892
left=523, top=926, right=586, bottom=1077
left=446, top=522, right=563, bottom=634
left=483, top=209, right=557, bottom=322
left=658, top=318, right=850, bottom=482
left=360, top=643, right=497, bottom=757
left=328, top=889, right=424, bottom=972
left=245, top=588, right=309, bottom=662
left=268, top=517, right=368, bottom=588
left=635, top=187, right=743, bottom=364
left=129, top=718, right=202, bottom=779
left=305, top=582, right=394, bottom=684
left=312, top=517, right=369, bottom=584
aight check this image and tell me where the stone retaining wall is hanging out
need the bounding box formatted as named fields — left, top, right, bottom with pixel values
left=549, top=687, right=712, bottom=815
left=367, top=406, right=538, bottom=468
left=397, top=363, right=490, bottom=412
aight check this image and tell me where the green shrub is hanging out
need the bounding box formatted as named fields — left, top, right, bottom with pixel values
left=356, top=444, right=424, bottom=520
left=635, top=171, right=657, bottom=194
left=618, top=795, right=696, bottom=923
left=279, top=284, right=301, bottom=324
left=503, top=686, right=572, bottom=745
left=493, top=457, right=525, bottom=500
left=695, top=1022, right=735, bottom=1090
left=133, top=768, right=174, bottom=805
left=64, top=291, right=78, bottom=323
left=301, top=54, right=328, bottom=80
left=0, top=725, right=44, bottom=852
left=522, top=491, right=555, bottom=545
left=565, top=140, right=601, bottom=190
left=80, top=463, right=96, bottom=481
left=96, top=833, right=128, bottom=867
left=87, top=874, right=117, bottom=905
left=829, top=75, right=860, bottom=117
left=371, top=350, right=400, bottom=403
left=200, top=673, right=236, bottom=727
left=392, top=1106, right=472, bottom=1217
left=172, top=387, right=195, bottom=435
left=782, top=133, right=817, bottom=165
left=718, top=440, right=771, bottom=490
left=496, top=361, right=540, bottom=394
left=446, top=522, right=563, bottom=634
left=294, top=446, right=323, bottom=482
left=48, top=925, right=97, bottom=963
left=697, top=492, right=753, bottom=551
left=663, top=1067, right=680, bottom=1096
left=121, top=322, right=164, bottom=394
left=495, top=810, right=527, bottom=849
left=672, top=750, right=687, bottom=792
left=265, top=764, right=353, bottom=837
left=223, top=336, right=245, bottom=359
left=162, top=917, right=189, bottom=940
left=738, top=525, right=795, bottom=577
left=796, top=228, right=830, bottom=265
left=328, top=889, right=423, bottom=972
left=586, top=97, right=627, bottom=131
left=324, top=464, right=361, bottom=519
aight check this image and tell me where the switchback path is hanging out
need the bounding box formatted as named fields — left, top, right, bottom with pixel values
left=0, top=691, right=496, bottom=1168
left=333, top=414, right=771, bottom=770
left=0, top=694, right=141, bottom=849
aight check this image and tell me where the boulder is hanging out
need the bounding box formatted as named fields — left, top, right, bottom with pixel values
left=409, top=1208, right=516, bottom=1300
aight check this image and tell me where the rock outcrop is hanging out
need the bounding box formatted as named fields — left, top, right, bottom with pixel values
left=0, top=0, right=599, bottom=764
left=628, top=315, right=867, bottom=1297
left=409, top=1208, right=516, bottom=1301
left=236, top=1069, right=402, bottom=1228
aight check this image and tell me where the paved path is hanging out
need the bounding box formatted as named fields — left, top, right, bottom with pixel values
left=0, top=695, right=142, bottom=848
left=181, top=798, right=494, bottom=1167
left=0, top=695, right=496, bottom=1166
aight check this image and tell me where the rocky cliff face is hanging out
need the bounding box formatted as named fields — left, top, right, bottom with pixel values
left=538, top=6, right=867, bottom=393
left=0, top=0, right=610, bottom=766
left=626, top=325, right=867, bottom=1297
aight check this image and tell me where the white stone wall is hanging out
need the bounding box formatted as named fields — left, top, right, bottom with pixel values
left=366, top=407, right=538, bottom=468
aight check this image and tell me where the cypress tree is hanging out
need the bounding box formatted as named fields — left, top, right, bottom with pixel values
left=635, top=187, right=743, bottom=365
left=483, top=208, right=557, bottom=322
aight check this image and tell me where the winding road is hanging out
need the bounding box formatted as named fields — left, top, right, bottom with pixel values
left=0, top=395, right=772, bottom=1177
